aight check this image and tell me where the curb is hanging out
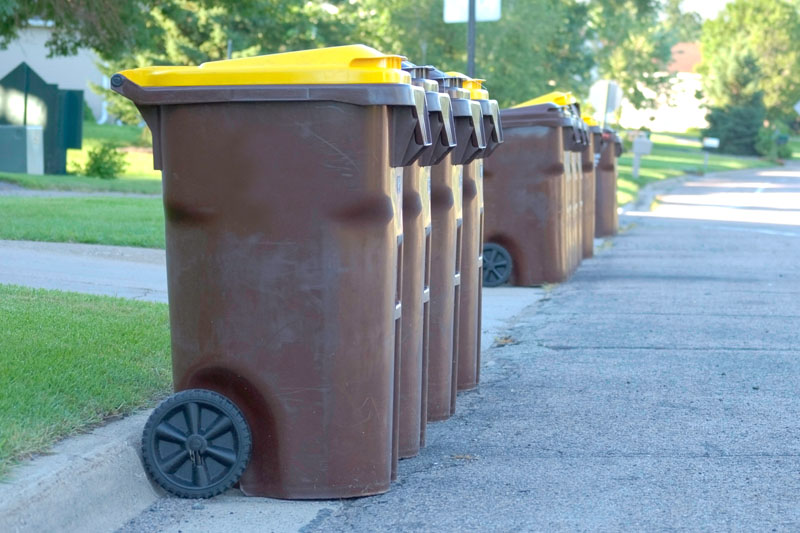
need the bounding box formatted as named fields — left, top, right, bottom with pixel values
left=620, top=174, right=689, bottom=214
left=0, top=411, right=162, bottom=533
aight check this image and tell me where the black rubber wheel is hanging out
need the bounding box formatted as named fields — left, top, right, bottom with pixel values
left=141, top=389, right=252, bottom=499
left=483, top=243, right=512, bottom=287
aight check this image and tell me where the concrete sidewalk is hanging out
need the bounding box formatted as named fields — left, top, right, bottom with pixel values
left=0, top=239, right=544, bottom=533
left=0, top=240, right=167, bottom=302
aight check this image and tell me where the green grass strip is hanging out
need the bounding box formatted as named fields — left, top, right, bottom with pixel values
left=0, top=172, right=162, bottom=195
left=615, top=137, right=772, bottom=205
left=0, top=284, right=171, bottom=477
left=0, top=196, right=165, bottom=248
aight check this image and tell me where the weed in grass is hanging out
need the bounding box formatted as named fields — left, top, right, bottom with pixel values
left=0, top=285, right=171, bottom=477
left=77, top=143, right=129, bottom=179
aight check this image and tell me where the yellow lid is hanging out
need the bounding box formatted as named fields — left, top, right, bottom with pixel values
left=513, top=91, right=577, bottom=109
left=582, top=114, right=598, bottom=126
left=446, top=71, right=490, bottom=100
left=118, top=45, right=411, bottom=87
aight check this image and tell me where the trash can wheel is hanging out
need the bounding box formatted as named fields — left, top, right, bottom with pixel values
left=482, top=243, right=512, bottom=287
left=141, top=389, right=252, bottom=499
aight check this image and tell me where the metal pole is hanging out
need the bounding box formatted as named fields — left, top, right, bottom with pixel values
left=602, top=81, right=610, bottom=130
left=227, top=39, right=233, bottom=59
left=467, top=0, right=476, bottom=77
left=23, top=64, right=30, bottom=126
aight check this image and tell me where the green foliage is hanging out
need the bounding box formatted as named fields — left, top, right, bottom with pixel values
left=0, top=0, right=155, bottom=60
left=699, top=0, right=800, bottom=121
left=94, top=0, right=365, bottom=123
left=0, top=284, right=170, bottom=477
left=587, top=0, right=676, bottom=109
left=80, top=143, right=128, bottom=179
left=703, top=97, right=766, bottom=157
left=700, top=48, right=763, bottom=110
left=7, top=0, right=696, bottom=114
left=756, top=121, right=794, bottom=161
left=662, top=0, right=702, bottom=42
left=755, top=127, right=775, bottom=158
left=701, top=51, right=766, bottom=156
left=357, top=0, right=594, bottom=107
left=82, top=101, right=94, bottom=122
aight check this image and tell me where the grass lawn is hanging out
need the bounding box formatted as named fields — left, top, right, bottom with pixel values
left=0, top=196, right=165, bottom=248
left=616, top=133, right=773, bottom=205
left=0, top=171, right=162, bottom=195
left=788, top=136, right=800, bottom=160
left=0, top=284, right=171, bottom=477
left=82, top=121, right=150, bottom=147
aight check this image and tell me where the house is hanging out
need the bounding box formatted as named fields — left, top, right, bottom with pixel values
left=0, top=21, right=107, bottom=121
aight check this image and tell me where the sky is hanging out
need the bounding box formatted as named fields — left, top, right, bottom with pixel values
left=683, top=0, right=732, bottom=20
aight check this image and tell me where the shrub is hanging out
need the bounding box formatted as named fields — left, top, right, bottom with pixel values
left=83, top=101, right=95, bottom=122
left=755, top=126, right=775, bottom=157
left=756, top=121, right=793, bottom=161
left=83, top=143, right=128, bottom=179
left=703, top=100, right=765, bottom=156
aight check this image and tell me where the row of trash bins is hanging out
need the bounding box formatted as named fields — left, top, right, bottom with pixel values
left=111, top=45, right=624, bottom=500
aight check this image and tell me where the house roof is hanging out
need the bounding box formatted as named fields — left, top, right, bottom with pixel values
left=668, top=42, right=701, bottom=74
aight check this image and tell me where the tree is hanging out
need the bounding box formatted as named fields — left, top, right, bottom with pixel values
left=0, top=0, right=153, bottom=59
left=586, top=0, right=677, bottom=109
left=355, top=0, right=594, bottom=108
left=702, top=52, right=766, bottom=155
left=662, top=0, right=702, bottom=43
left=97, top=0, right=365, bottom=123
left=699, top=0, right=800, bottom=121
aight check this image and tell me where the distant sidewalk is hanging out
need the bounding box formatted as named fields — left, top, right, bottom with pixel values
left=0, top=181, right=160, bottom=199
left=0, top=239, right=167, bottom=302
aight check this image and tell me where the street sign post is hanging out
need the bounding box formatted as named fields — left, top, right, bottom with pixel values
left=444, top=0, right=501, bottom=77
left=588, top=80, right=622, bottom=127
left=444, top=0, right=501, bottom=22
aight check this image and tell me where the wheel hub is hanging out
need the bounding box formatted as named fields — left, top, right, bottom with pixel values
left=187, top=434, right=207, bottom=453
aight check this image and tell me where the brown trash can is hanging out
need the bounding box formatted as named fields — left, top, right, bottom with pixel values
left=596, top=127, right=620, bottom=237
left=397, top=63, right=456, bottom=459
left=457, top=78, right=503, bottom=392
left=566, top=114, right=584, bottom=276
left=483, top=102, right=583, bottom=286
left=112, top=45, right=431, bottom=500
left=568, top=106, right=591, bottom=275
left=426, top=70, right=485, bottom=421
left=581, top=117, right=601, bottom=258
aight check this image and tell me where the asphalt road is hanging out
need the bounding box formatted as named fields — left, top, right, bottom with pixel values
left=298, top=167, right=800, bottom=531
left=3, top=163, right=799, bottom=531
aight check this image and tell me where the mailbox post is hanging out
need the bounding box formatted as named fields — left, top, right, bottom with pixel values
left=702, top=137, right=720, bottom=174
left=631, top=132, right=653, bottom=180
